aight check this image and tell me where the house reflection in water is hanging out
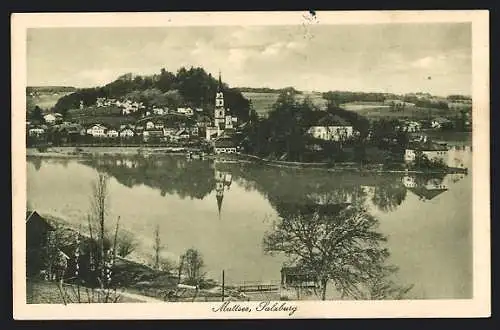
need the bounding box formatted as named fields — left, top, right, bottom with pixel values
left=214, top=167, right=232, bottom=218
left=402, top=173, right=466, bottom=201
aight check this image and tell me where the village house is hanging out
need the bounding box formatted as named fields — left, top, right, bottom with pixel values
left=86, top=124, right=107, bottom=137
left=28, top=126, right=46, bottom=137
left=153, top=107, right=166, bottom=115
left=307, top=114, right=354, bottom=141
left=119, top=128, right=135, bottom=138
left=213, top=137, right=238, bottom=154
left=398, top=120, right=422, bottom=133
left=26, top=211, right=56, bottom=277
left=404, top=137, right=449, bottom=164
left=431, top=117, right=453, bottom=129
left=145, top=121, right=155, bottom=130
left=107, top=129, right=119, bottom=138
left=43, top=113, right=62, bottom=124
left=177, top=107, right=194, bottom=116
left=175, top=128, right=190, bottom=140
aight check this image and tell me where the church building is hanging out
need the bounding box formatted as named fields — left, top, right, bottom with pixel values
left=205, top=72, right=237, bottom=141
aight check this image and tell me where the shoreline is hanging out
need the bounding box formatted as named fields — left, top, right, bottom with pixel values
left=27, top=146, right=468, bottom=175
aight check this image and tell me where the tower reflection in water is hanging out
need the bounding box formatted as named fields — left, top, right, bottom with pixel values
left=214, top=166, right=232, bottom=218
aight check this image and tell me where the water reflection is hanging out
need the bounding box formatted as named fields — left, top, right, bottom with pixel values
left=28, top=153, right=469, bottom=215
left=79, top=155, right=216, bottom=199
left=402, top=173, right=467, bottom=202
left=215, top=168, right=232, bottom=217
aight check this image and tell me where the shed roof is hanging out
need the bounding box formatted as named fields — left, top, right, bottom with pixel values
left=214, top=138, right=237, bottom=148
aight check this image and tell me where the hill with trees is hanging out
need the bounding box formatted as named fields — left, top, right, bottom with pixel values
left=52, top=67, right=251, bottom=122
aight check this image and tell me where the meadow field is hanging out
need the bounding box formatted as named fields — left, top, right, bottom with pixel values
left=242, top=91, right=327, bottom=117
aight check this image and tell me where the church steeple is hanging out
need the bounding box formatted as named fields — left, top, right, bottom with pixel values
left=218, top=70, right=223, bottom=92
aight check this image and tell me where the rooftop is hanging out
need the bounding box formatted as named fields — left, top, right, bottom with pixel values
left=408, top=140, right=448, bottom=151
left=214, top=138, right=237, bottom=148
left=316, top=114, right=350, bottom=127
left=408, top=187, right=448, bottom=200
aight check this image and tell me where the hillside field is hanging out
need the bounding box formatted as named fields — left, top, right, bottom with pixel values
left=27, top=92, right=74, bottom=110
left=242, top=91, right=327, bottom=117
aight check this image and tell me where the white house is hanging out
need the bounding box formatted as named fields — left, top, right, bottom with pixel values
left=120, top=128, right=135, bottom=138
left=28, top=127, right=45, bottom=137
left=308, top=126, right=354, bottom=141
left=404, top=137, right=449, bottom=164
left=145, top=121, right=155, bottom=130
left=153, top=107, right=165, bottom=115
left=43, top=114, right=57, bottom=124
left=307, top=115, right=354, bottom=141
left=214, top=138, right=238, bottom=154
left=87, top=124, right=107, bottom=137
left=399, top=120, right=422, bottom=133
left=431, top=117, right=453, bottom=129
left=177, top=107, right=194, bottom=116
left=107, top=129, right=119, bottom=138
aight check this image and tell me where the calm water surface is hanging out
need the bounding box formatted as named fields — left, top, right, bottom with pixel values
left=27, top=145, right=472, bottom=299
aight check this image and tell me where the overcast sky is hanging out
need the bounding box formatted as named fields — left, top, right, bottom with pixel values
left=27, top=23, right=472, bottom=96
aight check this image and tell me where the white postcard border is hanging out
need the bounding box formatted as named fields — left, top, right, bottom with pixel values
left=11, top=10, right=490, bottom=319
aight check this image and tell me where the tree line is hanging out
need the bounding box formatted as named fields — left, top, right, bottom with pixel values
left=241, top=88, right=410, bottom=164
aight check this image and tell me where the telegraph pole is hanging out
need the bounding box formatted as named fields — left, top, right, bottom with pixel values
left=221, top=270, right=225, bottom=302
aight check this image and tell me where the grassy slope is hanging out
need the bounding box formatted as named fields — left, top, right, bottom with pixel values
left=26, top=279, right=143, bottom=304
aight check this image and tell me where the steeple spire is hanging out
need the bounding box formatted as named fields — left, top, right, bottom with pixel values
left=218, top=70, right=222, bottom=91
left=216, top=194, right=223, bottom=218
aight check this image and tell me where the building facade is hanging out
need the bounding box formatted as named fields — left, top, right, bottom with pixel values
left=307, top=125, right=354, bottom=141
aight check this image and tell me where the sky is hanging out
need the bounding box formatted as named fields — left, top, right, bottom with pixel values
left=27, top=23, right=472, bottom=96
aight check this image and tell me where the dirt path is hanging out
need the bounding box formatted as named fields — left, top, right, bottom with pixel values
left=116, top=290, right=165, bottom=303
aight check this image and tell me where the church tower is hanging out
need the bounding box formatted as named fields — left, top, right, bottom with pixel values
left=214, top=71, right=225, bottom=131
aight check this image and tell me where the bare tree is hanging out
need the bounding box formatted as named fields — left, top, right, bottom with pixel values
left=90, top=172, right=109, bottom=282
left=153, top=224, right=163, bottom=270
left=263, top=204, right=412, bottom=300
left=180, top=248, right=205, bottom=286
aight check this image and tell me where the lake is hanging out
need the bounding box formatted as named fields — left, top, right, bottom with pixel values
left=26, top=145, right=472, bottom=299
